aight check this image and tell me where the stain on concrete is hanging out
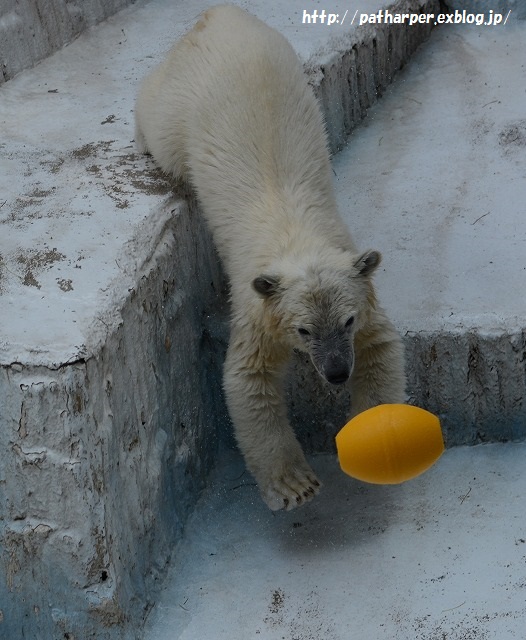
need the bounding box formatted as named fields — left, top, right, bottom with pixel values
left=71, top=140, right=115, bottom=159
left=57, top=278, right=73, bottom=292
left=403, top=611, right=510, bottom=640
left=66, top=139, right=172, bottom=208
left=269, top=588, right=285, bottom=615
left=0, top=137, right=172, bottom=294
left=86, top=526, right=109, bottom=586
left=263, top=588, right=338, bottom=640
left=499, top=120, right=526, bottom=149
left=22, top=270, right=41, bottom=288
left=16, top=248, right=66, bottom=289
left=47, top=157, right=65, bottom=174
left=17, top=248, right=65, bottom=270
left=90, top=595, right=126, bottom=628
left=1, top=134, right=171, bottom=231
left=4, top=523, right=54, bottom=591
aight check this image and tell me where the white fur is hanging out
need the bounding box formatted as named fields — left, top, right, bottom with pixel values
left=135, top=5, right=406, bottom=511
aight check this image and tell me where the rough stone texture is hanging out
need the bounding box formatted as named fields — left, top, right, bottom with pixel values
left=0, top=195, right=229, bottom=639
left=406, top=331, right=526, bottom=447
left=0, top=0, right=138, bottom=83
left=308, top=0, right=441, bottom=153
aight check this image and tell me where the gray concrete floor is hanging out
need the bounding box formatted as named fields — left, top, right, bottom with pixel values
left=144, top=444, right=526, bottom=640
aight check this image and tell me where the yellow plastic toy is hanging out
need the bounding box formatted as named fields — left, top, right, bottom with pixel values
left=336, top=404, right=444, bottom=484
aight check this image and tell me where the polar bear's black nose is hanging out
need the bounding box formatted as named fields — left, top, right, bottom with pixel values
left=325, top=363, right=350, bottom=385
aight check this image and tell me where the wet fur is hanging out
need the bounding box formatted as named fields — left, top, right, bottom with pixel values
left=135, top=4, right=406, bottom=510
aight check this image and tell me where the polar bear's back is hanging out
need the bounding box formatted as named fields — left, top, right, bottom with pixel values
left=136, top=5, right=350, bottom=269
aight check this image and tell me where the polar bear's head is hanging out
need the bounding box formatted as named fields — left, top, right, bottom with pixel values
left=252, top=249, right=380, bottom=385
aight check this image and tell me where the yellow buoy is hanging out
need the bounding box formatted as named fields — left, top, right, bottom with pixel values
left=336, top=404, right=444, bottom=484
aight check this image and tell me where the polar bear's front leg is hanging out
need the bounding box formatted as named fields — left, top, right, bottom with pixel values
left=224, top=335, right=321, bottom=511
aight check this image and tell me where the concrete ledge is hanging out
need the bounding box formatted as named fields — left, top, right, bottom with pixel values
left=406, top=331, right=526, bottom=446
left=1, top=196, right=229, bottom=638
left=0, top=0, right=138, bottom=83
left=330, top=20, right=526, bottom=454
left=309, top=0, right=440, bottom=152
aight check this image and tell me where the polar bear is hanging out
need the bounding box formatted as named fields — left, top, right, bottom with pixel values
left=135, top=4, right=406, bottom=511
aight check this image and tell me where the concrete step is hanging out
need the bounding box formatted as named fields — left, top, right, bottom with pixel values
left=286, top=19, right=526, bottom=453
left=0, top=0, right=136, bottom=84
left=333, top=20, right=526, bottom=448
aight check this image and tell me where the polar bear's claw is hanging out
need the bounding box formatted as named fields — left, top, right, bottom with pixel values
left=261, top=467, right=321, bottom=511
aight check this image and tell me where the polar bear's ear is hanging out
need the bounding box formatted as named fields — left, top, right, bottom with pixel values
left=252, top=275, right=281, bottom=298
left=354, top=250, right=381, bottom=277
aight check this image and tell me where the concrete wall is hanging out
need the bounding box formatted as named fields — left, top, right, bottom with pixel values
left=311, top=6, right=439, bottom=153
left=405, top=331, right=526, bottom=447
left=0, top=196, right=229, bottom=639
left=0, top=0, right=137, bottom=83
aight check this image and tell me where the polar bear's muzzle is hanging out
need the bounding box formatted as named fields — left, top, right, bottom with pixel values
left=311, top=337, right=354, bottom=386
left=324, top=358, right=351, bottom=385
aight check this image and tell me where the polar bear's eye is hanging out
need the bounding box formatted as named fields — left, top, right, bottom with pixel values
left=345, top=316, right=355, bottom=329
left=297, top=327, right=311, bottom=337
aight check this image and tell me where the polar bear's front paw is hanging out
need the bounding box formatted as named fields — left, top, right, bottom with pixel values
left=259, top=464, right=321, bottom=511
